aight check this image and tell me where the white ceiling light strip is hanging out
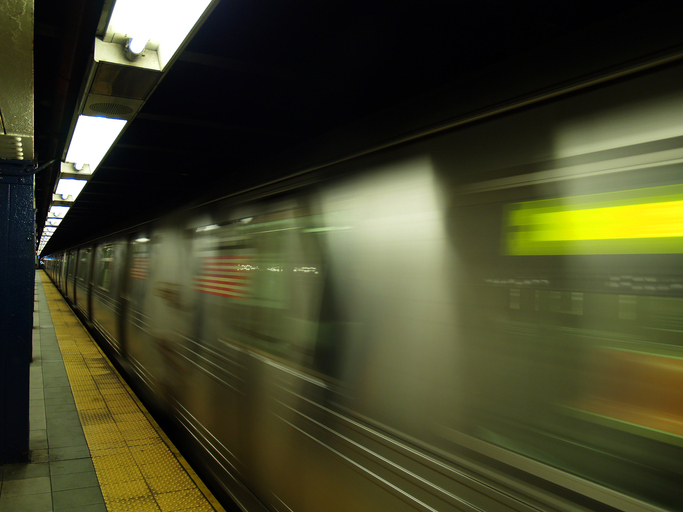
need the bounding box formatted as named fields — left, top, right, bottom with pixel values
left=105, top=0, right=213, bottom=70
left=65, top=115, right=127, bottom=172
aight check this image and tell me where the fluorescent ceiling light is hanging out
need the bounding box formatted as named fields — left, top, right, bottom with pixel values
left=106, top=0, right=213, bottom=70
left=46, top=218, right=62, bottom=226
left=48, top=206, right=70, bottom=218
left=65, top=115, right=126, bottom=172
left=56, top=178, right=87, bottom=201
left=44, top=227, right=57, bottom=234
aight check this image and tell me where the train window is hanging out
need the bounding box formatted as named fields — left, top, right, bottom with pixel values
left=96, top=245, right=115, bottom=291
left=77, top=249, right=90, bottom=282
left=67, top=252, right=76, bottom=276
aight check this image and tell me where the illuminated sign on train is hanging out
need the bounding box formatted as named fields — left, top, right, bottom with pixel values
left=505, top=184, right=683, bottom=255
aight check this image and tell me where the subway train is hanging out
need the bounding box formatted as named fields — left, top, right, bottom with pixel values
left=44, top=61, right=683, bottom=512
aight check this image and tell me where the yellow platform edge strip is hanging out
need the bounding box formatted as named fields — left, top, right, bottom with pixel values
left=40, top=271, right=226, bottom=512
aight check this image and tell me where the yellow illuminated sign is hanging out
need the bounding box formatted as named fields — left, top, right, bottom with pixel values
left=506, top=185, right=683, bottom=255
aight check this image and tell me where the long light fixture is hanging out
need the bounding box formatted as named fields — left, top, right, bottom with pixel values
left=55, top=178, right=88, bottom=201
left=41, top=206, right=70, bottom=254
left=65, top=115, right=127, bottom=172
left=48, top=205, right=70, bottom=218
left=105, top=0, right=214, bottom=70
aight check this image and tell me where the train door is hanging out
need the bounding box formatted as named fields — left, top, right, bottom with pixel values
left=146, top=219, right=196, bottom=410
left=62, top=251, right=69, bottom=296
left=75, top=247, right=92, bottom=319
left=73, top=250, right=78, bottom=305
left=66, top=250, right=77, bottom=302
left=192, top=200, right=337, bottom=508
left=116, top=232, right=144, bottom=364
left=59, top=253, right=67, bottom=292
left=87, top=246, right=95, bottom=321
left=56, top=255, right=61, bottom=288
left=121, top=231, right=158, bottom=396
left=91, top=240, right=127, bottom=355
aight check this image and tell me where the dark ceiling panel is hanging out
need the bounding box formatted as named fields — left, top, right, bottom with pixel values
left=34, top=0, right=683, bottom=253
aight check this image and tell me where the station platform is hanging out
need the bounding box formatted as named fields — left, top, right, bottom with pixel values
left=0, top=271, right=226, bottom=512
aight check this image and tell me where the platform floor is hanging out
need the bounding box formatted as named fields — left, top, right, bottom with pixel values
left=0, top=272, right=226, bottom=512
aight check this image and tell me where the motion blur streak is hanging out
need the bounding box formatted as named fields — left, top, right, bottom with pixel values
left=44, top=62, right=683, bottom=512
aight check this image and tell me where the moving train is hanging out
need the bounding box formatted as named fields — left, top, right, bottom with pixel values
left=44, top=61, right=683, bottom=512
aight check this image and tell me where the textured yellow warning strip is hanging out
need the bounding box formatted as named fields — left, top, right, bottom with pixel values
left=40, top=272, right=226, bottom=512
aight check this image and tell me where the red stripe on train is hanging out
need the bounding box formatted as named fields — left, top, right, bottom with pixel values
left=195, top=283, right=248, bottom=294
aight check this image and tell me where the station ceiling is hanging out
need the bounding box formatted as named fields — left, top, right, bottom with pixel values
left=34, top=0, right=683, bottom=253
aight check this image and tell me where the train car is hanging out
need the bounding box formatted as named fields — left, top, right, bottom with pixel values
left=48, top=61, right=683, bottom=512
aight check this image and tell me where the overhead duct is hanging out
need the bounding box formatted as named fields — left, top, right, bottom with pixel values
left=64, top=37, right=161, bottom=148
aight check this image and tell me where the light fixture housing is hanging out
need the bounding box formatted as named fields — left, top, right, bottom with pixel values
left=105, top=0, right=214, bottom=70
left=48, top=205, right=70, bottom=218
left=55, top=178, right=88, bottom=202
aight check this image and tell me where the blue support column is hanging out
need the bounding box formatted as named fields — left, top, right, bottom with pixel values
left=0, top=166, right=34, bottom=463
